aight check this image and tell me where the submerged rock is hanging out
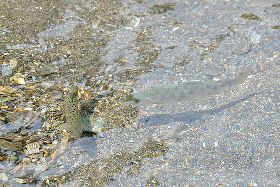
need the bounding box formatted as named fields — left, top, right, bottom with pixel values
left=232, top=41, right=252, bottom=55
left=0, top=139, right=22, bottom=151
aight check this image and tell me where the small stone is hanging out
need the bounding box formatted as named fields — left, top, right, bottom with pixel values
left=0, top=173, right=8, bottom=181
left=25, top=142, right=40, bottom=154
left=2, top=64, right=13, bottom=76
left=10, top=73, right=25, bottom=84
left=90, top=117, right=105, bottom=136
left=5, top=154, right=17, bottom=162
left=39, top=63, right=58, bottom=76
left=34, top=164, right=45, bottom=171
left=9, top=58, right=18, bottom=68
left=13, top=178, right=28, bottom=184
left=3, top=86, right=17, bottom=94
left=232, top=41, right=252, bottom=54
left=0, top=139, right=22, bottom=151
left=250, top=31, right=261, bottom=43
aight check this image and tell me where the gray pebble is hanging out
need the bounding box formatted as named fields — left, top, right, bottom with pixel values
left=232, top=41, right=252, bottom=55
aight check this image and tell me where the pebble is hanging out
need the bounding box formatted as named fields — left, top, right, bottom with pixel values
left=10, top=73, right=25, bottom=84
left=231, top=41, right=252, bottom=54
left=2, top=86, right=17, bottom=94
left=1, top=63, right=13, bottom=76
left=5, top=154, right=17, bottom=162
left=89, top=117, right=104, bottom=136
left=0, top=173, right=8, bottom=181
left=25, top=142, right=40, bottom=154
left=0, top=139, right=22, bottom=151
left=34, top=164, right=45, bottom=171
left=250, top=31, right=261, bottom=43
left=39, top=63, right=58, bottom=76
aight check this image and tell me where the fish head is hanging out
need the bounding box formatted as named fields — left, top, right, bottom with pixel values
left=68, top=85, right=78, bottom=101
left=123, top=94, right=141, bottom=106
left=124, top=94, right=155, bottom=107
left=125, top=94, right=140, bottom=102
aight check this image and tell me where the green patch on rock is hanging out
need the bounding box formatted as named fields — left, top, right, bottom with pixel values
left=241, top=13, right=262, bottom=21
left=147, top=3, right=175, bottom=15
left=272, top=3, right=280, bottom=7
left=0, top=139, right=22, bottom=151
left=271, top=25, right=280, bottom=29
left=125, top=94, right=139, bottom=103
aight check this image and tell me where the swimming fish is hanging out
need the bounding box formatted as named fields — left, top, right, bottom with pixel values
left=125, top=67, right=253, bottom=106
left=65, top=84, right=83, bottom=136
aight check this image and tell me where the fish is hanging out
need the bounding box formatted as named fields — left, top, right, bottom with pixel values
left=64, top=65, right=102, bottom=137
left=65, top=84, right=83, bottom=136
left=125, top=66, right=254, bottom=106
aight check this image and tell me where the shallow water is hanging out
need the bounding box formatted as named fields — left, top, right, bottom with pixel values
left=0, top=0, right=279, bottom=186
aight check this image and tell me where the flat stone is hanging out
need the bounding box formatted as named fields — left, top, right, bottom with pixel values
left=232, top=41, right=252, bottom=55
left=0, top=139, right=22, bottom=151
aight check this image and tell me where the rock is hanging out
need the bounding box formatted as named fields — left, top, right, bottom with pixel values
left=39, top=63, right=58, bottom=76
left=0, top=173, right=8, bottom=181
left=232, top=41, right=252, bottom=55
left=25, top=142, right=40, bottom=154
left=0, top=139, right=22, bottom=151
left=10, top=73, right=25, bottom=84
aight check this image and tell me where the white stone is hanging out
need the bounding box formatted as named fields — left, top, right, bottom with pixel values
left=0, top=173, right=8, bottom=181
